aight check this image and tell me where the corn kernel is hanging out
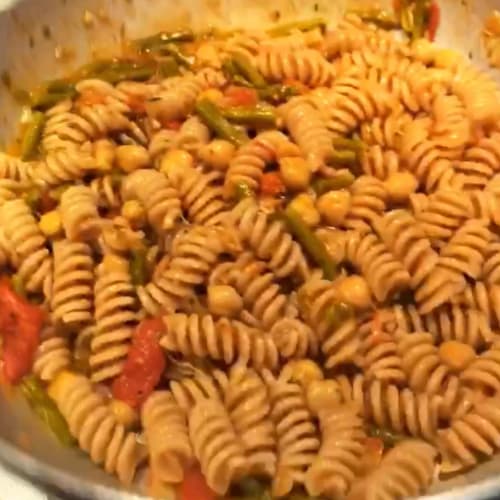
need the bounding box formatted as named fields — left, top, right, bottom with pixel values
left=439, top=341, right=476, bottom=372
left=38, top=210, right=62, bottom=237
left=121, top=200, right=146, bottom=226
left=110, top=399, right=139, bottom=429
left=160, top=149, right=194, bottom=178
left=197, top=88, right=224, bottom=105
left=48, top=370, right=79, bottom=401
left=115, top=145, right=150, bottom=173
left=279, top=157, right=311, bottom=191
left=285, top=359, right=323, bottom=389
left=288, top=193, right=320, bottom=227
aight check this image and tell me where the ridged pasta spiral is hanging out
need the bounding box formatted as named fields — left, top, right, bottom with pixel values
left=224, top=131, right=296, bottom=196
left=256, top=48, right=334, bottom=87
left=31, top=149, right=96, bottom=188
left=452, top=282, right=500, bottom=328
left=231, top=198, right=308, bottom=279
left=90, top=262, right=137, bottom=383
left=51, top=240, right=93, bottom=326
left=263, top=370, right=320, bottom=497
left=461, top=346, right=500, bottom=394
left=0, top=199, right=52, bottom=294
left=0, top=152, right=32, bottom=181
left=469, top=188, right=500, bottom=227
left=170, top=369, right=228, bottom=412
left=225, top=366, right=276, bottom=477
left=365, top=440, right=437, bottom=500
left=360, top=112, right=412, bottom=150
left=279, top=96, right=333, bottom=171
left=322, top=318, right=362, bottom=370
left=305, top=404, right=365, bottom=499
left=223, top=32, right=262, bottom=63
left=167, top=165, right=228, bottom=226
left=361, top=146, right=401, bottom=180
left=344, top=230, right=410, bottom=302
left=138, top=225, right=236, bottom=315
left=148, top=129, right=178, bottom=161
left=60, top=186, right=102, bottom=242
left=32, top=335, right=72, bottom=382
left=98, top=216, right=144, bottom=256
left=0, top=179, right=28, bottom=206
left=161, top=314, right=279, bottom=371
left=188, top=398, right=247, bottom=495
left=194, top=68, right=227, bottom=89
left=438, top=400, right=500, bottom=469
left=141, top=391, right=193, bottom=485
left=90, top=175, right=121, bottom=209
left=344, top=175, right=387, bottom=231
left=51, top=374, right=146, bottom=485
left=483, top=241, right=500, bottom=285
left=270, top=318, right=318, bottom=360
left=175, top=116, right=210, bottom=154
left=121, top=169, right=181, bottom=232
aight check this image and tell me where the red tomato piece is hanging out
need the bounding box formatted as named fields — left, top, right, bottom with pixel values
left=160, top=119, right=182, bottom=130
left=127, top=95, right=147, bottom=114
left=224, top=86, right=259, bottom=107
left=393, top=0, right=401, bottom=13
left=112, top=318, right=165, bottom=409
left=361, top=437, right=384, bottom=473
left=179, top=466, right=215, bottom=500
left=427, top=1, right=441, bottom=41
left=260, top=172, right=286, bottom=196
left=0, top=280, right=43, bottom=384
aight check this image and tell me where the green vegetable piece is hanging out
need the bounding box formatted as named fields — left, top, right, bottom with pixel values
left=235, top=182, right=254, bottom=201
left=221, top=105, right=277, bottom=127
left=195, top=99, right=249, bottom=146
left=21, top=111, right=46, bottom=161
left=325, top=302, right=354, bottom=330
left=79, top=59, right=114, bottom=78
left=110, top=169, right=124, bottom=188
left=11, top=274, right=25, bottom=298
left=24, top=187, right=41, bottom=212
left=31, top=90, right=77, bottom=111
left=20, top=376, right=75, bottom=447
left=332, top=137, right=364, bottom=153
left=312, top=172, right=355, bottom=195
left=45, top=79, right=76, bottom=94
left=157, top=56, right=180, bottom=77
left=412, top=0, right=428, bottom=40
left=350, top=9, right=401, bottom=29
left=268, top=18, right=327, bottom=37
left=258, top=84, right=299, bottom=103
left=231, top=54, right=268, bottom=88
left=283, top=207, right=337, bottom=280
left=368, top=425, right=405, bottom=447
left=96, top=63, right=156, bottom=85
left=158, top=43, right=194, bottom=68
left=330, top=150, right=358, bottom=166
left=134, top=30, right=195, bottom=51
left=236, top=478, right=267, bottom=496
left=222, top=59, right=240, bottom=80
left=130, top=248, right=147, bottom=286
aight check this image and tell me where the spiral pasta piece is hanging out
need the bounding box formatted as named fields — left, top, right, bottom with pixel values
left=161, top=314, right=279, bottom=371
left=51, top=374, right=145, bottom=484
left=60, top=186, right=102, bottom=242
left=365, top=440, right=437, bottom=500
left=51, top=240, right=93, bottom=325
left=345, top=230, right=410, bottom=303
left=121, top=169, right=181, bottom=233
left=188, top=398, right=247, bottom=495
left=32, top=335, right=72, bottom=382
left=167, top=165, right=228, bottom=226
left=256, top=48, right=334, bottom=87
left=0, top=199, right=52, bottom=295
left=270, top=318, right=318, bottom=360
left=174, top=116, right=210, bottom=154
left=90, top=175, right=122, bottom=209
left=90, top=262, right=137, bottom=383
left=321, top=318, right=362, bottom=370
left=305, top=403, right=366, bottom=499
left=461, top=346, right=500, bottom=394
left=148, top=129, right=178, bottom=161
left=361, top=146, right=401, bottom=180
left=263, top=370, right=320, bottom=497
left=141, top=391, right=193, bottom=485
left=279, top=96, right=333, bottom=171
left=360, top=112, right=411, bottom=150
left=225, top=366, right=276, bottom=477
left=231, top=198, right=308, bottom=279
left=0, top=152, right=32, bottom=182
left=225, top=131, right=296, bottom=196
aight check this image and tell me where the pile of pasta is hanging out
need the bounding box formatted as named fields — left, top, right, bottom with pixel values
left=3, top=11, right=500, bottom=500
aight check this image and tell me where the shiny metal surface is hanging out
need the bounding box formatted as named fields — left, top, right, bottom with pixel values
left=0, top=0, right=499, bottom=497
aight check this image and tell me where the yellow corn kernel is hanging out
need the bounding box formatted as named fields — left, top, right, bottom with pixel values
left=439, top=341, right=476, bottom=372
left=160, top=149, right=194, bottom=177
left=48, top=370, right=79, bottom=401
left=38, top=210, right=62, bottom=237
left=198, top=140, right=236, bottom=171
left=197, top=88, right=224, bottom=105
left=102, top=254, right=129, bottom=274
left=433, top=48, right=463, bottom=69
left=306, top=380, right=342, bottom=416
left=115, top=145, right=150, bottom=173
left=336, top=275, right=372, bottom=310
left=94, top=139, right=115, bottom=171
left=110, top=399, right=139, bottom=429
left=279, top=157, right=311, bottom=191
left=286, top=359, right=323, bottom=389
left=316, top=190, right=351, bottom=226
left=207, top=285, right=243, bottom=318
left=121, top=200, right=146, bottom=226
left=288, top=193, right=320, bottom=227
left=384, top=172, right=418, bottom=204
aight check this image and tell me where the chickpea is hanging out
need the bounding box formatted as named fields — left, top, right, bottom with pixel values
left=384, top=171, right=418, bottom=204
left=336, top=275, right=372, bottom=310
left=121, top=200, right=146, bottom=227
left=279, top=157, right=311, bottom=191
left=94, top=139, right=115, bottom=171
left=207, top=285, right=243, bottom=317
left=316, top=190, right=351, bottom=226
left=285, top=360, right=323, bottom=389
left=439, top=341, right=476, bottom=372
left=110, top=399, right=139, bottom=429
left=160, top=149, right=194, bottom=177
left=199, top=140, right=236, bottom=171
left=306, top=379, right=342, bottom=416
left=288, top=193, right=320, bottom=227
left=115, top=145, right=150, bottom=173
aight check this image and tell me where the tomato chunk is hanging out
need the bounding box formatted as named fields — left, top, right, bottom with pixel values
left=0, top=279, right=43, bottom=384
left=179, top=466, right=215, bottom=500
left=224, top=86, right=259, bottom=107
left=112, top=318, right=165, bottom=408
left=427, top=1, right=441, bottom=41
left=260, top=172, right=285, bottom=196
